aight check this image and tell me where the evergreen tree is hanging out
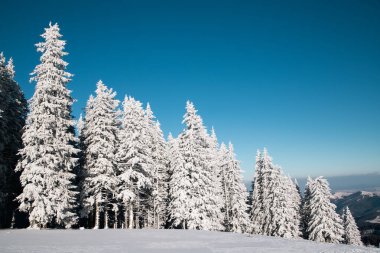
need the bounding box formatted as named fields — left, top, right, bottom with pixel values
left=75, top=114, right=87, bottom=227
left=16, top=23, right=78, bottom=228
left=306, top=176, right=344, bottom=243
left=167, top=133, right=190, bottom=228
left=145, top=103, right=169, bottom=228
left=221, top=142, right=250, bottom=233
left=274, top=174, right=301, bottom=238
left=116, top=96, right=152, bottom=229
left=205, top=128, right=224, bottom=230
left=178, top=101, right=223, bottom=230
left=81, top=81, right=119, bottom=229
left=287, top=177, right=302, bottom=237
left=0, top=54, right=27, bottom=228
left=250, top=149, right=300, bottom=238
left=301, top=176, right=314, bottom=238
left=342, top=206, right=362, bottom=246
left=250, top=149, right=264, bottom=234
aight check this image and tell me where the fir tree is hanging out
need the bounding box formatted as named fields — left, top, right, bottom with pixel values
left=116, top=96, right=152, bottom=229
left=306, top=176, right=344, bottom=243
left=145, top=103, right=169, bottom=228
left=205, top=128, right=224, bottom=230
left=250, top=149, right=265, bottom=234
left=0, top=54, right=27, bottom=228
left=222, top=142, right=250, bottom=233
left=250, top=149, right=300, bottom=238
left=342, top=206, right=362, bottom=246
left=178, top=101, right=223, bottom=230
left=167, top=133, right=190, bottom=228
left=16, top=23, right=78, bottom=228
left=81, top=81, right=119, bottom=229
left=301, top=176, right=314, bottom=239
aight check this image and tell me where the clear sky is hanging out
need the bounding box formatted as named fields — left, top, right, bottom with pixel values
left=1, top=0, right=379, bottom=179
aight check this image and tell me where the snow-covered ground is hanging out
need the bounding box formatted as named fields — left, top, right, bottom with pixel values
left=0, top=229, right=377, bottom=253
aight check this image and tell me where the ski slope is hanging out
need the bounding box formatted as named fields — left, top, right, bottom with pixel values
left=0, top=229, right=376, bottom=252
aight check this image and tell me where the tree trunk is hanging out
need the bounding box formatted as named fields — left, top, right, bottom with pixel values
left=223, top=168, right=230, bottom=231
left=124, top=203, right=129, bottom=229
left=114, top=208, right=118, bottom=229
left=129, top=204, right=133, bottom=229
left=94, top=201, right=100, bottom=229
left=10, top=211, right=15, bottom=229
left=104, top=207, right=109, bottom=229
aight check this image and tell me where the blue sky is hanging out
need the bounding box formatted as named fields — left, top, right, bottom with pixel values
left=1, top=0, right=379, bottom=179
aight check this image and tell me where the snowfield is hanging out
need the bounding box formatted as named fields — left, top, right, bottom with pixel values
left=0, top=229, right=377, bottom=253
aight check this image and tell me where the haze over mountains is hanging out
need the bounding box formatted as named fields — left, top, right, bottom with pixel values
left=245, top=172, right=380, bottom=193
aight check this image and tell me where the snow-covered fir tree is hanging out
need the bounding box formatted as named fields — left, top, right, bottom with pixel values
left=250, top=149, right=265, bottom=234
left=342, top=206, right=362, bottom=246
left=305, top=176, right=344, bottom=243
left=81, top=81, right=119, bottom=229
left=205, top=128, right=224, bottom=230
left=0, top=54, right=27, bottom=228
left=250, top=148, right=275, bottom=235
left=273, top=174, right=301, bottom=238
left=301, top=176, right=314, bottom=238
left=167, top=133, right=190, bottom=228
left=219, top=142, right=250, bottom=233
left=145, top=103, right=169, bottom=228
left=250, top=149, right=301, bottom=238
left=178, top=101, right=223, bottom=230
left=280, top=175, right=301, bottom=238
left=16, top=23, right=78, bottom=228
left=116, top=96, right=152, bottom=229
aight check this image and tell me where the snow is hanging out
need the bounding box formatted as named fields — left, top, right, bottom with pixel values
left=0, top=229, right=375, bottom=253
left=331, top=191, right=353, bottom=200
left=360, top=191, right=380, bottom=197
left=367, top=216, right=380, bottom=224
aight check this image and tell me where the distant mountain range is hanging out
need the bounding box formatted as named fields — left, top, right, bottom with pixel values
left=245, top=172, right=380, bottom=193
left=297, top=173, right=380, bottom=193
left=332, top=191, right=380, bottom=246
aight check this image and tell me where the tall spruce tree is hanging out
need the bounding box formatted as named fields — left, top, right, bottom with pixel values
left=116, top=96, right=152, bottom=229
left=145, top=104, right=169, bottom=228
left=205, top=128, right=224, bottom=230
left=221, top=142, right=250, bottom=233
left=250, top=149, right=301, bottom=238
left=16, top=23, right=78, bottom=228
left=250, top=149, right=265, bottom=234
left=0, top=54, right=27, bottom=228
left=81, top=81, right=119, bottom=229
left=167, top=133, right=190, bottom=228
left=306, top=176, right=344, bottom=243
left=342, top=206, right=362, bottom=246
left=178, top=101, right=223, bottom=230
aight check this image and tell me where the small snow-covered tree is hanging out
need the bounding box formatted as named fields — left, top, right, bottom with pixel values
left=116, top=96, right=152, bottom=229
left=342, top=206, right=362, bottom=246
left=81, top=81, right=119, bottom=229
left=167, top=133, right=190, bottom=228
left=301, top=176, right=314, bottom=238
left=306, top=176, right=344, bottom=243
left=220, top=142, right=250, bottom=233
left=17, top=23, right=78, bottom=228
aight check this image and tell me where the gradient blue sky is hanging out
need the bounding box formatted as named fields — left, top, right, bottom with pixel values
left=1, top=0, right=379, bottom=179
